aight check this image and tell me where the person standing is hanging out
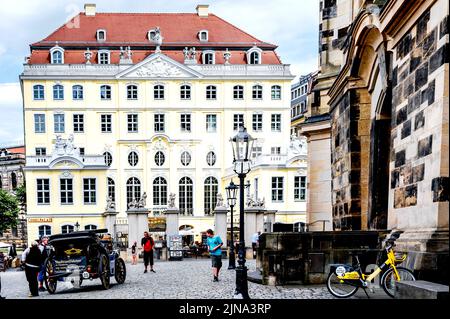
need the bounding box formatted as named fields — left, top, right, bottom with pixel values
left=131, top=241, right=138, bottom=265
left=251, top=231, right=261, bottom=259
left=21, top=241, right=42, bottom=297
left=141, top=232, right=155, bottom=273
left=206, top=229, right=223, bottom=282
left=37, top=236, right=49, bottom=292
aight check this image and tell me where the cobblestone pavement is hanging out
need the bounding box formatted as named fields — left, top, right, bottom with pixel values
left=0, top=259, right=340, bottom=299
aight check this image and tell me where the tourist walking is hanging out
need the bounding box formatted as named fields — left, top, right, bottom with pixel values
left=141, top=232, right=155, bottom=273
left=37, top=236, right=49, bottom=291
left=206, top=229, right=223, bottom=282
left=131, top=241, right=138, bottom=265
left=21, top=241, right=43, bottom=297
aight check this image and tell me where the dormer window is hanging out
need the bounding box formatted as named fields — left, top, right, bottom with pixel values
left=202, top=50, right=215, bottom=65
left=247, top=46, right=262, bottom=65
left=148, top=29, right=157, bottom=41
left=50, top=46, right=64, bottom=64
left=199, top=30, right=208, bottom=42
left=98, top=50, right=110, bottom=64
left=96, top=29, right=106, bottom=42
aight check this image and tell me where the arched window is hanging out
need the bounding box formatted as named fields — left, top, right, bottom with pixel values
left=127, top=85, right=138, bottom=100
left=126, top=177, right=141, bottom=205
left=100, top=85, right=111, bottom=100
left=153, top=177, right=168, bottom=206
left=72, top=85, right=84, bottom=100
left=61, top=224, right=74, bottom=234
left=204, top=177, right=218, bottom=215
left=53, top=84, right=64, bottom=100
left=103, top=152, right=112, bottom=167
left=271, top=85, right=282, bottom=100
left=38, top=225, right=51, bottom=237
left=206, top=85, right=217, bottom=100
left=252, top=85, right=263, bottom=100
left=198, top=30, right=209, bottom=42
left=11, top=172, right=17, bottom=189
left=128, top=151, right=139, bottom=166
left=249, top=51, right=261, bottom=65
left=180, top=85, right=191, bottom=100
left=179, top=177, right=193, bottom=215
left=33, top=85, right=45, bottom=100
left=203, top=51, right=215, bottom=64
left=96, top=29, right=106, bottom=42
left=154, top=85, right=165, bottom=100
left=50, top=48, right=64, bottom=64
left=155, top=151, right=165, bottom=166
left=98, top=50, right=110, bottom=64
left=181, top=151, right=191, bottom=166
left=233, top=85, right=244, bottom=100
left=84, top=224, right=97, bottom=230
left=107, top=177, right=115, bottom=202
left=206, top=151, right=216, bottom=166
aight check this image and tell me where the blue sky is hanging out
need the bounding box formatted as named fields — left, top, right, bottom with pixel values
left=0, top=0, right=320, bottom=145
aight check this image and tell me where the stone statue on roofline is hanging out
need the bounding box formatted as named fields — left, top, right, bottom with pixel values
left=168, top=193, right=177, bottom=208
left=215, top=193, right=226, bottom=208
left=106, top=196, right=116, bottom=211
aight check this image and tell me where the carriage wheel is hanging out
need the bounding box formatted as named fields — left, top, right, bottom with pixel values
left=114, top=258, right=126, bottom=284
left=99, top=253, right=110, bottom=290
left=43, top=258, right=57, bottom=294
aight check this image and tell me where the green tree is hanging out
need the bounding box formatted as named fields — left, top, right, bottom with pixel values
left=14, top=183, right=26, bottom=210
left=0, top=189, right=19, bottom=233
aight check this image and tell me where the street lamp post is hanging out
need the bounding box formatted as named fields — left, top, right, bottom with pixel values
left=230, top=126, right=255, bottom=299
left=225, top=180, right=238, bottom=270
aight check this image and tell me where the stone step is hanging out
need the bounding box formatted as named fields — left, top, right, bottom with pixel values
left=395, top=280, right=449, bottom=299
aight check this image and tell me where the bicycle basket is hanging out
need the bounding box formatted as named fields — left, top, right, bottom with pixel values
left=394, top=252, right=407, bottom=264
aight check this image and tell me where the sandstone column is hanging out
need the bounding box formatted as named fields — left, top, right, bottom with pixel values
left=214, top=205, right=228, bottom=249
left=127, top=208, right=149, bottom=248
left=164, top=208, right=180, bottom=236
left=103, top=210, right=118, bottom=239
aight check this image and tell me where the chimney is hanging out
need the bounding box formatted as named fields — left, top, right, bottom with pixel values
left=84, top=3, right=96, bottom=16
left=196, top=4, right=209, bottom=17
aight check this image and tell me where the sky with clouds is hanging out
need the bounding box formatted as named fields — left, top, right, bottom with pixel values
left=0, top=0, right=320, bottom=146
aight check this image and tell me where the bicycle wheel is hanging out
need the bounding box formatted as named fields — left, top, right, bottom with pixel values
left=326, top=272, right=359, bottom=298
left=381, top=267, right=415, bottom=298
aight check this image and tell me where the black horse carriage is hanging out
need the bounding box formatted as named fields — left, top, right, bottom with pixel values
left=43, top=229, right=126, bottom=294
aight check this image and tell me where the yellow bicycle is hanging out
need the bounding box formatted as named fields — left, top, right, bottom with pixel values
left=326, top=231, right=416, bottom=298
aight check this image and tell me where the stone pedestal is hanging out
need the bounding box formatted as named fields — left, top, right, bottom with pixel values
left=127, top=208, right=149, bottom=248
left=103, top=210, right=118, bottom=239
left=214, top=206, right=228, bottom=248
left=244, top=208, right=266, bottom=259
left=164, top=208, right=180, bottom=236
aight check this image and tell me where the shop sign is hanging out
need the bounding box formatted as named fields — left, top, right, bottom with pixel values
left=28, top=218, right=53, bottom=223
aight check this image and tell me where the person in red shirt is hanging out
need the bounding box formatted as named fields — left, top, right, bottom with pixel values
left=141, top=232, right=156, bottom=273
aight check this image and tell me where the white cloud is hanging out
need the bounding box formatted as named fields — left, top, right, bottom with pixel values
left=0, top=82, right=23, bottom=144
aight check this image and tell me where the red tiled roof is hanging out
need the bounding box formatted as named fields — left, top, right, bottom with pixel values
left=6, top=147, right=25, bottom=155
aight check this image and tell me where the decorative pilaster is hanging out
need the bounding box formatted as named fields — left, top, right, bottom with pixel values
left=214, top=196, right=228, bottom=249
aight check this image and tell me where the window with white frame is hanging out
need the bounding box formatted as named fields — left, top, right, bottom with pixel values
left=204, top=177, right=218, bottom=215
left=38, top=225, right=51, bottom=237
left=60, top=178, right=73, bottom=205
left=271, top=147, right=281, bottom=155
left=203, top=51, right=215, bottom=64
left=83, top=178, right=96, bottom=204
left=51, top=48, right=64, bottom=64
left=155, top=151, right=165, bottom=166
left=34, top=114, right=45, bottom=133
left=107, top=177, right=115, bottom=202
left=33, top=85, right=45, bottom=100
left=37, top=179, right=50, bottom=204
left=103, top=152, right=112, bottom=167
left=251, top=146, right=262, bottom=159
left=271, top=85, right=282, bottom=100
left=154, top=85, right=165, bottom=100
left=180, top=85, right=191, bottom=100
left=53, top=85, right=64, bottom=100
left=206, top=151, right=216, bottom=166
left=127, top=114, right=138, bottom=132
left=79, top=147, right=85, bottom=156
left=252, top=114, right=263, bottom=131
left=98, top=50, right=110, bottom=64
left=206, top=114, right=217, bottom=132
left=271, top=177, right=284, bottom=202
left=73, top=114, right=84, bottom=133
left=180, top=114, right=191, bottom=132
left=101, top=114, right=112, bottom=133
left=128, top=151, right=139, bottom=167
left=181, top=151, right=191, bottom=166
left=126, top=177, right=141, bottom=205
left=61, top=225, right=74, bottom=234
left=154, top=114, right=165, bottom=132
left=271, top=114, right=281, bottom=131
left=179, top=177, right=193, bottom=215
left=96, top=29, right=106, bottom=42
left=199, top=30, right=208, bottom=41
left=233, top=85, right=244, bottom=100
left=252, top=85, right=263, bottom=100
left=100, top=85, right=111, bottom=100
left=54, top=114, right=65, bottom=133
left=206, top=85, right=217, bottom=100
left=248, top=50, right=261, bottom=64
left=294, top=176, right=307, bottom=201
left=153, top=177, right=168, bottom=206
left=72, top=85, right=83, bottom=100
left=85, top=225, right=97, bottom=230
left=35, top=147, right=46, bottom=156
left=127, top=85, right=138, bottom=100
left=233, top=114, right=244, bottom=131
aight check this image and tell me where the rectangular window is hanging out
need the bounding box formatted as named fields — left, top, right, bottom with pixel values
left=252, top=114, right=263, bottom=131
left=234, top=86, right=244, bottom=99
left=37, top=179, right=50, bottom=204
left=180, top=114, right=191, bottom=132
left=34, top=114, right=46, bottom=133
left=127, top=114, right=138, bottom=133
left=34, top=86, right=45, bottom=100
left=99, top=52, right=110, bottom=64
left=83, top=178, right=96, bottom=204
left=206, top=114, right=217, bottom=133
left=271, top=114, right=281, bottom=132
left=254, top=178, right=259, bottom=200
left=233, top=114, right=244, bottom=131
left=252, top=146, right=262, bottom=159
left=73, top=114, right=84, bottom=133
left=60, top=178, right=73, bottom=205
left=154, top=114, right=165, bottom=132
left=271, top=147, right=281, bottom=155
left=35, top=148, right=46, bottom=156
left=54, top=114, right=65, bottom=133
left=294, top=176, right=307, bottom=201
left=79, top=147, right=85, bottom=156
left=271, top=177, right=284, bottom=202
left=101, top=114, right=112, bottom=133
